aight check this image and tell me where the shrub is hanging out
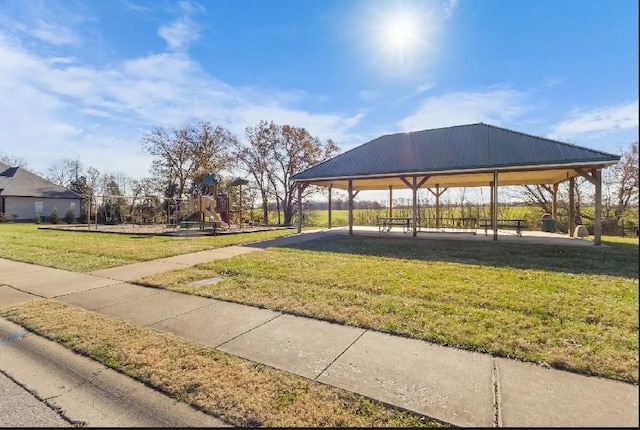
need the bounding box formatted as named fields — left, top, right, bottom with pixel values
left=64, top=208, right=75, bottom=224
left=78, top=211, right=89, bottom=224
left=50, top=207, right=60, bottom=224
left=0, top=212, right=7, bottom=223
left=34, top=213, right=41, bottom=224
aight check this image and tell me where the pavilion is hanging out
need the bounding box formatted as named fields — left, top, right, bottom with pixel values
left=291, top=123, right=620, bottom=245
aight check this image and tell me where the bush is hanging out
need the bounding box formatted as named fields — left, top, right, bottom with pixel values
left=34, top=213, right=41, bottom=224
left=0, top=212, right=7, bottom=223
left=50, top=207, right=60, bottom=224
left=78, top=211, right=88, bottom=224
left=64, top=208, right=75, bottom=224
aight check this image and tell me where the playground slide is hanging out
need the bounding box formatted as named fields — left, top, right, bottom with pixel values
left=204, top=208, right=229, bottom=229
left=200, top=196, right=229, bottom=229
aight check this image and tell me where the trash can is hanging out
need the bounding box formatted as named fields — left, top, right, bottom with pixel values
left=540, top=213, right=555, bottom=232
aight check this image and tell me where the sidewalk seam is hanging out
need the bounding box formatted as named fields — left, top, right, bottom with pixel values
left=492, top=357, right=501, bottom=427
left=142, top=301, right=218, bottom=327
left=314, top=329, right=368, bottom=381
left=213, top=313, right=283, bottom=349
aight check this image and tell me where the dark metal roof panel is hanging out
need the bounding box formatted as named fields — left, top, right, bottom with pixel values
left=292, top=123, right=620, bottom=180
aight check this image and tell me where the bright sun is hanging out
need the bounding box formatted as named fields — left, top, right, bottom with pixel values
left=364, top=3, right=440, bottom=76
left=382, top=12, right=420, bottom=52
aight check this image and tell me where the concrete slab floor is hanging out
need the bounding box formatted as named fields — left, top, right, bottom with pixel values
left=95, top=290, right=215, bottom=326
left=57, top=283, right=163, bottom=311
left=150, top=299, right=280, bottom=348
left=218, top=314, right=365, bottom=380
left=317, top=330, right=495, bottom=428
left=496, top=357, right=639, bottom=427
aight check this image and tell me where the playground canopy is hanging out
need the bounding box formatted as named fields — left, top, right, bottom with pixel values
left=291, top=123, right=620, bottom=245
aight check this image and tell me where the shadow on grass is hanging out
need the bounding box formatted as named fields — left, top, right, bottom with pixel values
left=272, top=234, right=639, bottom=279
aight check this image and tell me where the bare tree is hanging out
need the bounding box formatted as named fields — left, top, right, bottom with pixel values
left=603, top=141, right=639, bottom=224
left=0, top=152, right=28, bottom=168
left=45, top=158, right=83, bottom=187
left=268, top=124, right=339, bottom=226
left=234, top=121, right=278, bottom=224
left=142, top=122, right=234, bottom=200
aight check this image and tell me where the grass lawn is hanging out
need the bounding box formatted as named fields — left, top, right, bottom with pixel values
left=0, top=300, right=440, bottom=428
left=137, top=235, right=639, bottom=384
left=0, top=223, right=296, bottom=272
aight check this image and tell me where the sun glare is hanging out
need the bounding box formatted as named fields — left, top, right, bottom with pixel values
left=362, top=2, right=442, bottom=76
left=382, top=12, right=420, bottom=53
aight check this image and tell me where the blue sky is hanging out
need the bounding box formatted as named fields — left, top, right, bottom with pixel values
left=0, top=0, right=638, bottom=195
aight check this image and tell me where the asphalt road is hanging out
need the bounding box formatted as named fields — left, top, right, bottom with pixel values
left=0, top=317, right=228, bottom=427
left=0, top=370, right=71, bottom=427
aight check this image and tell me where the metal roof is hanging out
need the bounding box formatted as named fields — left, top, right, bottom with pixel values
left=0, top=162, right=84, bottom=199
left=292, top=123, right=620, bottom=190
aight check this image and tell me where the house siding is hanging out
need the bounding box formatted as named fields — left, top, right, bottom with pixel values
left=4, top=197, right=82, bottom=221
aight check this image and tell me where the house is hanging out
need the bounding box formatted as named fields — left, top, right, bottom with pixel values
left=0, top=161, right=83, bottom=221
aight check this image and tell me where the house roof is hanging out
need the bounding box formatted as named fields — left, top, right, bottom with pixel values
left=0, top=161, right=84, bottom=199
left=291, top=123, right=620, bottom=190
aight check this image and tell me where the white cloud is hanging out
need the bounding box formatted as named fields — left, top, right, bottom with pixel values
left=0, top=24, right=363, bottom=179
left=30, top=19, right=79, bottom=46
left=158, top=1, right=205, bottom=51
left=547, top=101, right=639, bottom=140
left=158, top=16, right=201, bottom=51
left=398, top=88, right=528, bottom=131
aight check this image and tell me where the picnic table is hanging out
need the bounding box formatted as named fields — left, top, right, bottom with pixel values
left=479, top=218, right=527, bottom=237
left=179, top=220, right=220, bottom=235
left=377, top=216, right=413, bottom=233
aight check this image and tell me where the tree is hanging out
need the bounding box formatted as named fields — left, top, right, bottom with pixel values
left=234, top=121, right=278, bottom=224
left=603, top=141, right=639, bottom=225
left=46, top=158, right=83, bottom=188
left=0, top=152, right=28, bottom=168
left=142, top=122, right=234, bottom=201
left=234, top=121, right=340, bottom=226
left=269, top=124, right=339, bottom=226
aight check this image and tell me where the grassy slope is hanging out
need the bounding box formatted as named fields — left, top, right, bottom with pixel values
left=138, top=235, right=639, bottom=383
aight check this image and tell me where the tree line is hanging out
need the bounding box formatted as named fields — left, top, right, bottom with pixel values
left=0, top=120, right=338, bottom=226
left=1, top=134, right=636, bottom=231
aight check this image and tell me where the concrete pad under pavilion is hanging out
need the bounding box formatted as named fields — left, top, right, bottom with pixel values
left=334, top=225, right=601, bottom=247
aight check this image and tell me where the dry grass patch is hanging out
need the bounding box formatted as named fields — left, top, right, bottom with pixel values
left=0, top=299, right=441, bottom=428
left=137, top=235, right=639, bottom=384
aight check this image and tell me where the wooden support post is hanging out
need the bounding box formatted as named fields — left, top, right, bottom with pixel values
left=594, top=169, right=602, bottom=246
left=348, top=179, right=354, bottom=235
left=551, top=183, right=558, bottom=222
left=412, top=176, right=418, bottom=237
left=569, top=177, right=575, bottom=237
left=489, top=182, right=495, bottom=231
left=435, top=184, right=440, bottom=229
left=492, top=171, right=498, bottom=241
left=297, top=183, right=303, bottom=233
left=328, top=184, right=332, bottom=230
left=388, top=185, right=393, bottom=218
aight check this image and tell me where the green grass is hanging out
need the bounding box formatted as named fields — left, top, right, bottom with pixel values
left=2, top=300, right=440, bottom=427
left=0, top=223, right=296, bottom=272
left=137, top=235, right=639, bottom=384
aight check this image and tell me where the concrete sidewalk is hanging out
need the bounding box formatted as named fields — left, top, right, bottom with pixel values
left=1, top=230, right=638, bottom=427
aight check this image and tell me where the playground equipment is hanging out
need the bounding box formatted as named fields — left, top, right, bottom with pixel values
left=197, top=194, right=229, bottom=229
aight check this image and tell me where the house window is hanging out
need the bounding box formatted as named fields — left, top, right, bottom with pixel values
left=35, top=201, right=43, bottom=214
left=70, top=202, right=76, bottom=209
